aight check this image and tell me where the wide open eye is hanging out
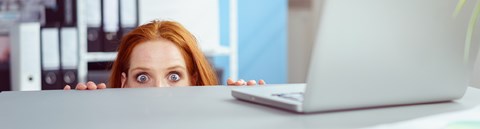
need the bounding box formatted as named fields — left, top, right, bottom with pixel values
left=167, top=73, right=181, bottom=82
left=136, top=74, right=149, bottom=83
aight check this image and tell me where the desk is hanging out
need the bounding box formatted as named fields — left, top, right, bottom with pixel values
left=0, top=85, right=479, bottom=129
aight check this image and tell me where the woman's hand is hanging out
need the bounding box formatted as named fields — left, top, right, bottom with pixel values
left=226, top=78, right=266, bottom=86
left=63, top=81, right=107, bottom=90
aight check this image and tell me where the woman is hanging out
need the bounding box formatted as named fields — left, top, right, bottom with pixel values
left=64, top=20, right=264, bottom=90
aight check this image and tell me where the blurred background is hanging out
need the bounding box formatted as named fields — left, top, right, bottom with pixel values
left=0, top=0, right=320, bottom=91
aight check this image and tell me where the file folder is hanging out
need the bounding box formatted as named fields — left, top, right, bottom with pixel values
left=41, top=27, right=62, bottom=90
left=0, top=35, right=10, bottom=91
left=103, top=0, right=120, bottom=52
left=10, top=23, right=42, bottom=91
left=58, top=0, right=77, bottom=27
left=60, top=27, right=79, bottom=88
left=86, top=0, right=104, bottom=52
left=87, top=27, right=104, bottom=52
left=43, top=0, right=60, bottom=27
left=120, top=0, right=137, bottom=27
left=119, top=0, right=138, bottom=37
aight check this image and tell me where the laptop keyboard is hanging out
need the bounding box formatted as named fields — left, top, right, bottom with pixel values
left=272, top=92, right=304, bottom=102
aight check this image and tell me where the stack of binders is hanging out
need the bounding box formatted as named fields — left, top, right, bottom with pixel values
left=40, top=0, right=79, bottom=90
left=87, top=0, right=139, bottom=52
left=85, top=0, right=139, bottom=85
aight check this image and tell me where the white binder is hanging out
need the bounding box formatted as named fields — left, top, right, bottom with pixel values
left=86, top=0, right=102, bottom=27
left=120, top=0, right=137, bottom=28
left=10, top=23, right=42, bottom=91
left=103, top=0, right=119, bottom=33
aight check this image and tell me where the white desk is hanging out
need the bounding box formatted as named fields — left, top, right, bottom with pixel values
left=0, top=85, right=479, bottom=129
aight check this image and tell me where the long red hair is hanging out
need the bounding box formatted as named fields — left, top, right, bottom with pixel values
left=109, top=20, right=218, bottom=88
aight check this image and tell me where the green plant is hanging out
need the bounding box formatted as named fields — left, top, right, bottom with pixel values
left=454, top=0, right=480, bottom=62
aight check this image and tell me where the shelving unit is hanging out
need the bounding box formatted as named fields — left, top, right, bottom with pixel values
left=86, top=52, right=117, bottom=62
left=76, top=0, right=238, bottom=83
left=76, top=0, right=88, bottom=83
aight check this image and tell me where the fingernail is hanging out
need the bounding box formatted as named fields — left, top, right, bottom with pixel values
left=76, top=83, right=84, bottom=87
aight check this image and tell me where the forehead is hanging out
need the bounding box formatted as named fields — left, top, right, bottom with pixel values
left=129, top=39, right=186, bottom=69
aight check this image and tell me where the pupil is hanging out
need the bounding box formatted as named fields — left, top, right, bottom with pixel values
left=171, top=74, right=178, bottom=80
left=138, top=75, right=147, bottom=82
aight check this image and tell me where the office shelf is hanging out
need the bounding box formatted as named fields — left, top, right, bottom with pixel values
left=86, top=52, right=117, bottom=62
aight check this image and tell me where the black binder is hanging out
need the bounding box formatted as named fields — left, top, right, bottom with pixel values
left=58, top=0, right=79, bottom=88
left=87, top=27, right=103, bottom=52
left=59, top=27, right=79, bottom=88
left=87, top=0, right=104, bottom=52
left=102, top=0, right=120, bottom=52
left=40, top=0, right=80, bottom=90
left=58, top=0, right=77, bottom=27
left=40, top=27, right=63, bottom=90
left=119, top=0, right=139, bottom=37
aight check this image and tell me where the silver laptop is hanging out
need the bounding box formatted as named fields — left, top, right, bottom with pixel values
left=232, top=0, right=473, bottom=113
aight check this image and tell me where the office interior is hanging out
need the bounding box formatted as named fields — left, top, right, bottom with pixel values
left=0, top=0, right=310, bottom=91
left=2, top=0, right=480, bottom=129
left=3, top=0, right=480, bottom=90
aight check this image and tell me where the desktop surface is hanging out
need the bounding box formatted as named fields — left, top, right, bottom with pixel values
left=0, top=85, right=479, bottom=129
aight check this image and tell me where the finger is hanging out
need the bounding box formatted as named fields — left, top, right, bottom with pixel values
left=234, top=81, right=242, bottom=86
left=235, top=79, right=246, bottom=86
left=63, top=85, right=71, bottom=90
left=97, top=83, right=107, bottom=89
left=86, top=81, right=97, bottom=90
left=76, top=83, right=87, bottom=90
left=258, top=80, right=266, bottom=85
left=227, top=78, right=235, bottom=85
left=246, top=80, right=257, bottom=86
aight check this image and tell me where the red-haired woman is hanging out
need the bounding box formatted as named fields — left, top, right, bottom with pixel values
left=64, top=20, right=264, bottom=90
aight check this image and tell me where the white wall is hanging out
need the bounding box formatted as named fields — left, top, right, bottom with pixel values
left=139, top=0, right=221, bottom=53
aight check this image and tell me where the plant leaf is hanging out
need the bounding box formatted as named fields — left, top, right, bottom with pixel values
left=464, top=0, right=480, bottom=63
left=454, top=0, right=467, bottom=17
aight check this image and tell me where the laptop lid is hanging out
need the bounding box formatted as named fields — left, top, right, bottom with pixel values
left=302, top=0, right=471, bottom=112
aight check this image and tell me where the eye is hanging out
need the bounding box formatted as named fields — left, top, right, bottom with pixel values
left=136, top=73, right=149, bottom=83
left=167, top=72, right=181, bottom=82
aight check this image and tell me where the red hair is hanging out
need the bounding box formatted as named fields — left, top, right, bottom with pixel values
left=109, top=20, right=218, bottom=88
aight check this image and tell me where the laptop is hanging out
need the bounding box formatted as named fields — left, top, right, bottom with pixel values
left=231, top=0, right=472, bottom=113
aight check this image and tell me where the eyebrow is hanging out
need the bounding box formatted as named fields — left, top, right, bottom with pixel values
left=166, top=65, right=187, bottom=71
left=130, top=67, right=150, bottom=72
left=130, top=65, right=187, bottom=72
